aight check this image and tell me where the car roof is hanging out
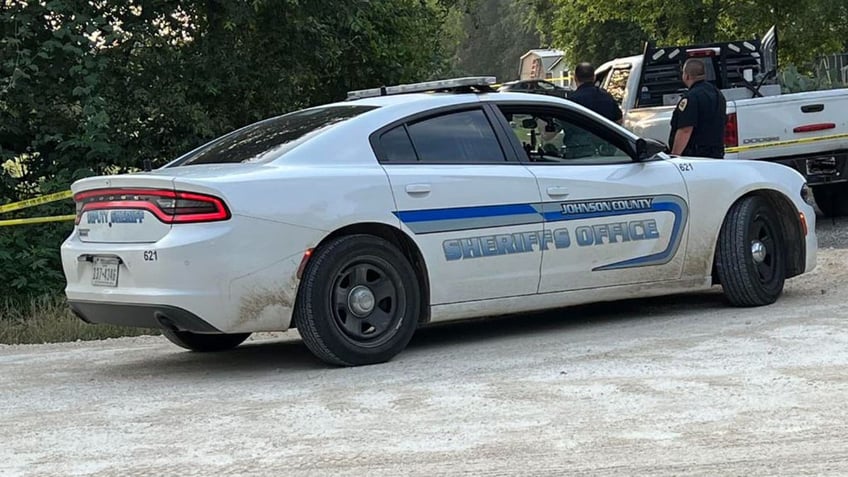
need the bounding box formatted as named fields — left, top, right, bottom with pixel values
left=256, top=88, right=638, bottom=167
left=323, top=90, right=572, bottom=110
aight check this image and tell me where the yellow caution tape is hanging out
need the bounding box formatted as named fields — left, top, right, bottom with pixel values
left=0, top=190, right=74, bottom=227
left=0, top=214, right=76, bottom=227
left=0, top=190, right=73, bottom=214
left=726, top=132, right=848, bottom=154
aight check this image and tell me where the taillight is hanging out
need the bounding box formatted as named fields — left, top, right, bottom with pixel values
left=73, top=188, right=230, bottom=225
left=686, top=47, right=718, bottom=57
left=724, top=112, right=738, bottom=148
left=793, top=123, right=835, bottom=133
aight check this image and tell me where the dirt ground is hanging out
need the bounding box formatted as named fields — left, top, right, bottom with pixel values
left=2, top=224, right=848, bottom=476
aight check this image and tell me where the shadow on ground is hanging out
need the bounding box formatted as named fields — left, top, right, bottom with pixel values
left=97, top=289, right=728, bottom=379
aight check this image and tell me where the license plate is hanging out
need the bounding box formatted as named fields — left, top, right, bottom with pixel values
left=806, top=156, right=837, bottom=176
left=91, top=257, right=119, bottom=287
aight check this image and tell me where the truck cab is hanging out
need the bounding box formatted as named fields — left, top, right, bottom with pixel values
left=594, top=27, right=848, bottom=217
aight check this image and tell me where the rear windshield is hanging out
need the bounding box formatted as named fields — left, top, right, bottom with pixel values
left=167, top=105, right=378, bottom=167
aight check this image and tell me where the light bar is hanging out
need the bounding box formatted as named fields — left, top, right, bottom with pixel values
left=346, top=76, right=497, bottom=100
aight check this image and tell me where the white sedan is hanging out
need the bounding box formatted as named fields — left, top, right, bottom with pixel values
left=61, top=77, right=818, bottom=366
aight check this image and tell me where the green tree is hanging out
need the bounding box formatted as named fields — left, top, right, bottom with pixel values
left=1, top=0, right=454, bottom=301
left=530, top=0, right=848, bottom=68
left=448, top=0, right=541, bottom=82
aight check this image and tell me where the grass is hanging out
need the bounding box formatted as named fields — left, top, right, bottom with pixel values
left=0, top=295, right=159, bottom=345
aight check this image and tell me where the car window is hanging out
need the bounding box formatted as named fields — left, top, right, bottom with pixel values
left=167, top=105, right=378, bottom=167
left=500, top=108, right=630, bottom=165
left=379, top=126, right=417, bottom=163
left=405, top=109, right=506, bottom=164
left=605, top=67, right=632, bottom=104
left=538, top=81, right=555, bottom=90
left=594, top=67, right=610, bottom=88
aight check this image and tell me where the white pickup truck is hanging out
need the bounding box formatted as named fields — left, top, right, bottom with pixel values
left=595, top=28, right=848, bottom=217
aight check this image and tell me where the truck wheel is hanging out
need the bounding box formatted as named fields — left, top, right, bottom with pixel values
left=812, top=183, right=848, bottom=217
left=715, top=196, right=786, bottom=307
left=162, top=329, right=251, bottom=352
left=294, top=234, right=421, bottom=366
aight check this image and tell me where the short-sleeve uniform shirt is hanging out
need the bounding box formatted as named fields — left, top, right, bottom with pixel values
left=668, top=80, right=727, bottom=158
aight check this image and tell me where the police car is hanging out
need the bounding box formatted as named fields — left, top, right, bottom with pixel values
left=61, top=77, right=818, bottom=366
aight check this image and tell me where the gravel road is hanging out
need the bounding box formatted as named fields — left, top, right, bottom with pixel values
left=815, top=216, right=848, bottom=249
left=2, top=222, right=848, bottom=476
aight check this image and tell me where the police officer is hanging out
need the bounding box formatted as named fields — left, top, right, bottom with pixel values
left=669, top=58, right=727, bottom=158
left=568, top=62, right=623, bottom=124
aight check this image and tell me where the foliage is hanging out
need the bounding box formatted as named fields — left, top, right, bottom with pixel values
left=1, top=0, right=453, bottom=303
left=529, top=0, right=848, bottom=70
left=0, top=294, right=158, bottom=344
left=446, top=0, right=541, bottom=82
left=779, top=64, right=846, bottom=93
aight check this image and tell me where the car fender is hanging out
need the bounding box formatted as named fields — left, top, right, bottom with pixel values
left=665, top=156, right=814, bottom=279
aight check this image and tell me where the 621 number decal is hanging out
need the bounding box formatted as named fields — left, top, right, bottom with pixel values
left=143, top=250, right=158, bottom=261
left=678, top=162, right=694, bottom=172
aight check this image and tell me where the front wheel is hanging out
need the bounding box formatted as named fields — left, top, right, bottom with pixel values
left=715, top=196, right=786, bottom=307
left=294, top=234, right=421, bottom=366
left=162, top=329, right=251, bottom=352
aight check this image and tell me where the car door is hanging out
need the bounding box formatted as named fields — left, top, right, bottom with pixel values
left=372, top=105, right=544, bottom=305
left=490, top=101, right=690, bottom=293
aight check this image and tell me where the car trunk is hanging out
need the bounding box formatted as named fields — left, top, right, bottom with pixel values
left=71, top=168, right=236, bottom=244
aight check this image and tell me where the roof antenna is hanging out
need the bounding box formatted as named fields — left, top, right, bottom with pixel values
left=142, top=159, right=152, bottom=172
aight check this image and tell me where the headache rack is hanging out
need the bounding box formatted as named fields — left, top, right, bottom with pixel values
left=346, top=76, right=498, bottom=100
left=636, top=26, right=778, bottom=108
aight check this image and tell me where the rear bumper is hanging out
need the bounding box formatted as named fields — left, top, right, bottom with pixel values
left=69, top=300, right=221, bottom=333
left=61, top=216, right=317, bottom=333
left=773, top=150, right=848, bottom=186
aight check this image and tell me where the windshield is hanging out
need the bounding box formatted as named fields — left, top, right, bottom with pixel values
left=166, top=105, right=378, bottom=167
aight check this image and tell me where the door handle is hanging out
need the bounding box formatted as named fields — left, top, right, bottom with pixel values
left=801, top=104, right=824, bottom=113
left=405, top=183, right=431, bottom=195
left=546, top=186, right=570, bottom=197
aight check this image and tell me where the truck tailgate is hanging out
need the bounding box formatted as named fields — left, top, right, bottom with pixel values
left=731, top=88, right=848, bottom=160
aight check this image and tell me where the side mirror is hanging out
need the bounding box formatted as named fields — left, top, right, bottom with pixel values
left=635, top=137, right=668, bottom=161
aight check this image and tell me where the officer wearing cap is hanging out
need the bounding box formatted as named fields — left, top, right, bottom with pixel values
left=669, top=58, right=727, bottom=158
left=568, top=62, right=623, bottom=124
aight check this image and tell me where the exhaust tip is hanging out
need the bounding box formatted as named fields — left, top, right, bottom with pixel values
left=154, top=312, right=180, bottom=332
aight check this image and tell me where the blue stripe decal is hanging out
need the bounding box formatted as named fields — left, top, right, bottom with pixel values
left=592, top=201, right=686, bottom=271
left=542, top=207, right=654, bottom=222
left=394, top=203, right=538, bottom=223
left=394, top=194, right=689, bottom=271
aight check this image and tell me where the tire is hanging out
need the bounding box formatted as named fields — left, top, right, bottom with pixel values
left=162, top=329, right=251, bottom=352
left=294, top=234, right=421, bottom=366
left=715, top=195, right=786, bottom=307
left=812, top=183, right=848, bottom=217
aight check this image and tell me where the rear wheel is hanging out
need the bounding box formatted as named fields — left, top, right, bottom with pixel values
left=162, top=329, right=251, bottom=352
left=294, top=234, right=421, bottom=366
left=715, top=195, right=786, bottom=306
left=812, top=183, right=848, bottom=217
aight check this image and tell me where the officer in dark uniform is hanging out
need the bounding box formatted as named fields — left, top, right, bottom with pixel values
left=568, top=63, right=623, bottom=124
left=669, top=58, right=727, bottom=158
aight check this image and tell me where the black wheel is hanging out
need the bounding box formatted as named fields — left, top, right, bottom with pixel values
left=294, top=234, right=421, bottom=366
left=715, top=195, right=786, bottom=306
left=812, top=183, right=848, bottom=217
left=162, top=329, right=251, bottom=352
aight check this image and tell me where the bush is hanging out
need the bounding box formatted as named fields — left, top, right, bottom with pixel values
left=779, top=64, right=846, bottom=93
left=0, top=295, right=159, bottom=345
